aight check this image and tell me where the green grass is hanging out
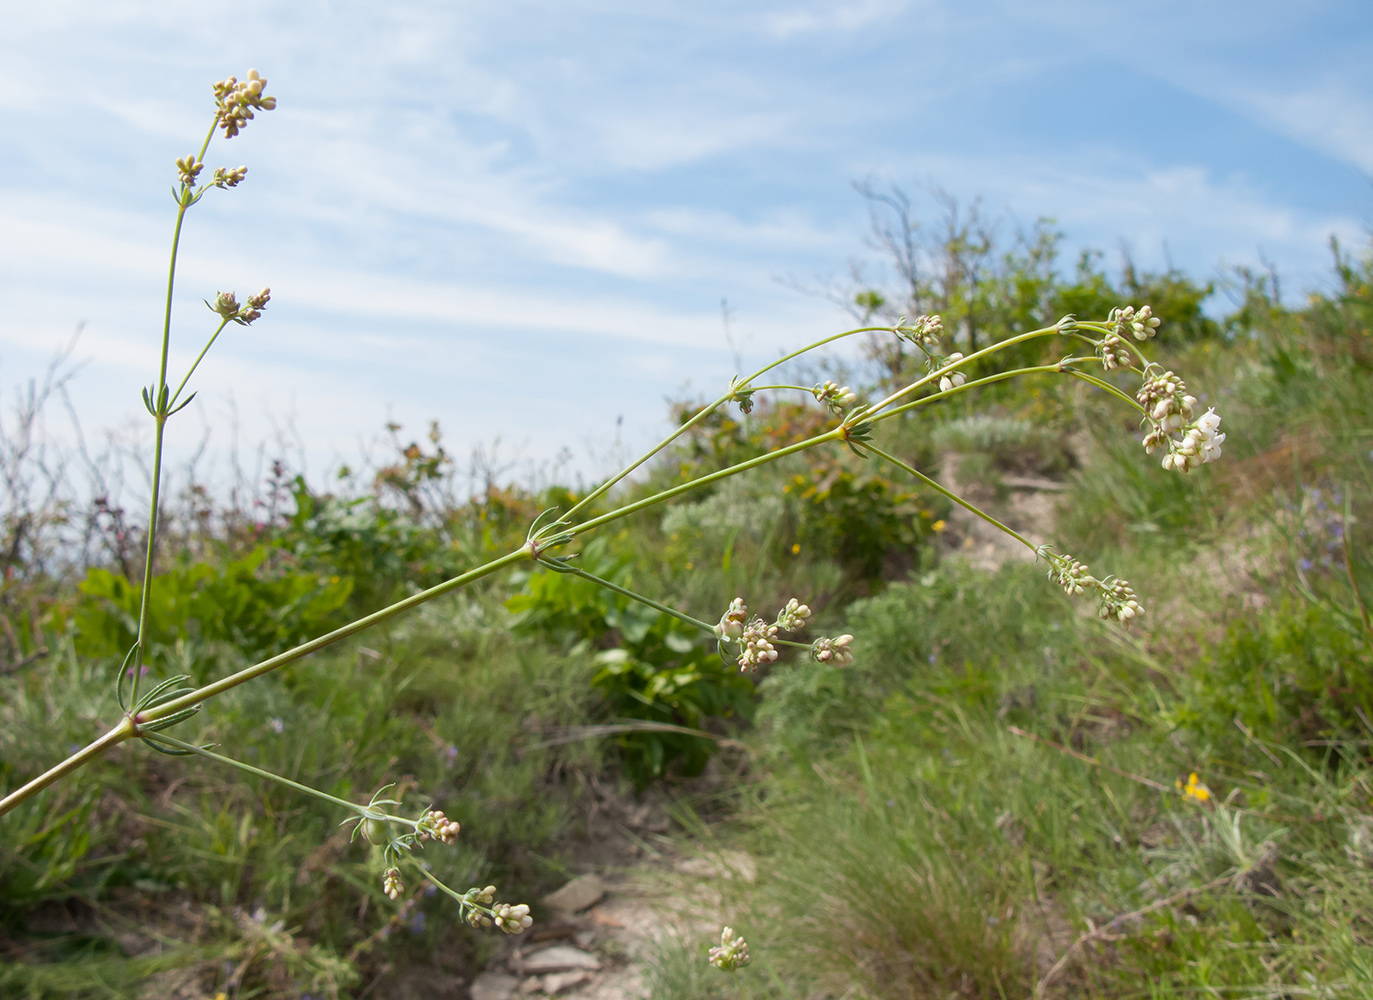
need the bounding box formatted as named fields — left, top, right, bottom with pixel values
left=6, top=247, right=1373, bottom=1000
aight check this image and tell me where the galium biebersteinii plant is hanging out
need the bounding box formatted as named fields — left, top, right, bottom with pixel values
left=0, top=67, right=1230, bottom=947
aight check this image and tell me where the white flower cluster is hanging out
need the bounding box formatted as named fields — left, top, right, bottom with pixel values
left=717, top=598, right=816, bottom=671
left=1137, top=370, right=1225, bottom=472
left=811, top=634, right=854, bottom=667
left=418, top=808, right=461, bottom=845
left=899, top=314, right=944, bottom=346
left=1049, top=556, right=1095, bottom=597
left=1110, top=304, right=1161, bottom=342
left=713, top=597, right=748, bottom=642
left=174, top=155, right=203, bottom=187
left=208, top=287, right=271, bottom=326
left=813, top=380, right=857, bottom=414
left=1040, top=550, right=1144, bottom=626
left=213, top=165, right=248, bottom=189
left=494, top=902, right=533, bottom=934
left=1096, top=576, right=1143, bottom=625
left=708, top=926, right=752, bottom=972
left=774, top=598, right=812, bottom=632
left=737, top=618, right=779, bottom=671
left=1097, top=332, right=1134, bottom=371
left=464, top=885, right=498, bottom=928
left=382, top=866, right=404, bottom=901
left=213, top=69, right=277, bottom=138
left=938, top=352, right=967, bottom=393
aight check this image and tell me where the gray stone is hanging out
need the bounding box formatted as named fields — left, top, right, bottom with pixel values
left=523, top=945, right=603, bottom=974
left=541, top=970, right=594, bottom=994
left=542, top=875, right=606, bottom=914
left=470, top=971, right=520, bottom=1000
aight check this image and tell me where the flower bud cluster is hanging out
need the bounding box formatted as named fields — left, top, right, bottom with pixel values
left=213, top=165, right=248, bottom=189
left=737, top=617, right=779, bottom=671
left=1096, top=576, right=1143, bottom=625
left=811, top=634, right=854, bottom=667
left=1040, top=550, right=1144, bottom=627
left=1137, top=371, right=1224, bottom=472
left=1096, top=331, right=1134, bottom=371
left=938, top=353, right=967, bottom=393
left=898, top=314, right=944, bottom=346
left=464, top=885, right=499, bottom=927
left=175, top=155, right=203, bottom=187
left=813, top=380, right=857, bottom=415
left=774, top=598, right=812, bottom=632
left=708, top=926, right=751, bottom=972
left=1049, top=557, right=1096, bottom=597
left=208, top=287, right=271, bottom=326
left=713, top=598, right=748, bottom=642
left=494, top=902, right=533, bottom=934
left=1110, top=304, right=1161, bottom=342
left=418, top=808, right=461, bottom=845
left=213, top=69, right=277, bottom=138
left=383, top=867, right=404, bottom=901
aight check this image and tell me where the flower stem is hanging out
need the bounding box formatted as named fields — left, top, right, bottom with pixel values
left=865, top=325, right=1063, bottom=416
left=129, top=114, right=220, bottom=712
left=143, top=732, right=367, bottom=814
left=569, top=429, right=843, bottom=539
left=137, top=546, right=533, bottom=725
left=561, top=327, right=885, bottom=522
left=169, top=318, right=232, bottom=408
left=872, top=364, right=1066, bottom=423
left=0, top=717, right=136, bottom=817
left=861, top=442, right=1039, bottom=553
left=541, top=562, right=715, bottom=633
left=1068, top=370, right=1147, bottom=413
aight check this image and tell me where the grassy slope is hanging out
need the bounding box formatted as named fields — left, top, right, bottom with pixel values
left=2, top=261, right=1371, bottom=999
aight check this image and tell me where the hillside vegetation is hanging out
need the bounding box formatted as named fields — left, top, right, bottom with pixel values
left=2, top=227, right=1371, bottom=999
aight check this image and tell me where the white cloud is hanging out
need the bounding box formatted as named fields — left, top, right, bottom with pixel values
left=1231, top=80, right=1373, bottom=176
left=766, top=0, right=922, bottom=39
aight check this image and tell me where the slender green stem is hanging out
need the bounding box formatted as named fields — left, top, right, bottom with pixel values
left=864, top=325, right=1063, bottom=417
left=568, top=429, right=843, bottom=538
left=169, top=318, right=231, bottom=408
left=862, top=442, right=1039, bottom=553
left=541, top=562, right=716, bottom=633
left=129, top=114, right=220, bottom=711
left=872, top=364, right=1067, bottom=423
left=137, top=547, right=533, bottom=725
left=416, top=868, right=495, bottom=919
left=1068, top=371, right=1147, bottom=413
left=561, top=326, right=885, bottom=522
left=144, top=733, right=366, bottom=814
left=128, top=410, right=167, bottom=710
left=747, top=384, right=815, bottom=393
left=733, top=970, right=751, bottom=1000
left=0, top=718, right=136, bottom=817
left=741, top=326, right=889, bottom=385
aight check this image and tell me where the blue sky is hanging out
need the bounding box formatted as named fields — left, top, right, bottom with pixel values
left=2, top=1, right=1370, bottom=489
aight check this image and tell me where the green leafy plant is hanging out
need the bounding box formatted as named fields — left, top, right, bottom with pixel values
left=74, top=546, right=352, bottom=680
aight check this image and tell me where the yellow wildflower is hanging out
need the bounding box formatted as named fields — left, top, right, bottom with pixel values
left=1177, top=771, right=1211, bottom=802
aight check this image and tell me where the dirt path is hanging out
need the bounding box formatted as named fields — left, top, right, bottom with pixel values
left=468, top=851, right=754, bottom=1000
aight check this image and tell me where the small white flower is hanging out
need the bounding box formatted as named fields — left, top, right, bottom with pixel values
left=494, top=902, right=533, bottom=934
left=383, top=867, right=404, bottom=901
left=713, top=598, right=748, bottom=642
left=811, top=634, right=854, bottom=667
left=708, top=926, right=751, bottom=971
left=775, top=598, right=812, bottom=631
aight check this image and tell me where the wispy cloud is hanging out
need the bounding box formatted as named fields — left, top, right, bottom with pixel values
left=1, top=1, right=1369, bottom=478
